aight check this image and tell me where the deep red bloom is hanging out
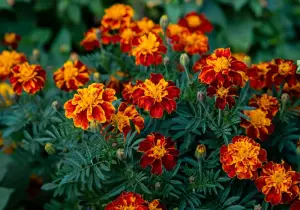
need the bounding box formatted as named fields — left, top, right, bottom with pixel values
left=247, top=62, right=272, bottom=90
left=138, top=133, right=179, bottom=175
left=105, top=192, right=148, bottom=210
left=122, top=81, right=143, bottom=103
left=80, top=28, right=101, bottom=51
left=248, top=94, right=279, bottom=117
left=132, top=73, right=180, bottom=118
left=291, top=199, right=300, bottom=210
left=193, top=55, right=208, bottom=72
left=178, top=12, right=213, bottom=33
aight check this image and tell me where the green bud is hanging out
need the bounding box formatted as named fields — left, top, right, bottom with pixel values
left=180, top=53, right=189, bottom=67
left=51, top=100, right=60, bottom=111
left=195, top=144, right=206, bottom=160
left=45, top=143, right=56, bottom=155
left=93, top=72, right=101, bottom=82
left=116, top=148, right=125, bottom=160
left=281, top=93, right=289, bottom=105
left=89, top=120, right=99, bottom=133
left=159, top=15, right=168, bottom=31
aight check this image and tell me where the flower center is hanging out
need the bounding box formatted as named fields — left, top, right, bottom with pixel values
left=114, top=112, right=130, bottom=131
left=63, top=62, right=79, bottom=80
left=18, top=63, right=37, bottom=82
left=121, top=28, right=134, bottom=41
left=229, top=140, right=259, bottom=163
left=77, top=87, right=103, bottom=110
left=208, top=57, right=230, bottom=73
left=150, top=139, right=167, bottom=159
left=186, top=16, right=202, bottom=28
left=134, top=33, right=160, bottom=54
left=4, top=33, right=16, bottom=43
left=278, top=63, right=291, bottom=75
left=137, top=19, right=155, bottom=34
left=247, top=109, right=271, bottom=127
left=144, top=79, right=168, bottom=102
left=216, top=87, right=229, bottom=97
left=271, top=171, right=287, bottom=184
left=259, top=96, right=271, bottom=109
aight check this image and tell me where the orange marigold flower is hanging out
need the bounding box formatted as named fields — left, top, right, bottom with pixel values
left=119, top=25, right=138, bottom=53
left=247, top=62, right=272, bottom=90
left=0, top=50, right=26, bottom=81
left=255, top=161, right=300, bottom=205
left=138, top=133, right=179, bottom=175
left=3, top=32, right=21, bottom=49
left=80, top=28, right=101, bottom=51
left=207, top=80, right=237, bottom=110
left=166, top=24, right=189, bottom=52
left=136, top=17, right=162, bottom=36
left=178, top=11, right=213, bottom=33
left=192, top=55, right=208, bottom=72
left=240, top=108, right=274, bottom=141
left=10, top=62, right=46, bottom=95
left=220, top=135, right=267, bottom=179
left=249, top=94, right=279, bottom=116
left=122, top=81, right=142, bottom=103
left=198, top=48, right=247, bottom=87
left=266, top=59, right=297, bottom=88
left=64, top=83, right=116, bottom=130
left=105, top=192, right=148, bottom=210
left=0, top=82, right=14, bottom=106
left=132, top=32, right=167, bottom=66
left=148, top=199, right=167, bottom=210
left=111, top=102, right=144, bottom=138
left=180, top=31, right=209, bottom=55
left=101, top=4, right=134, bottom=30
left=132, top=73, right=180, bottom=118
left=283, top=75, right=300, bottom=98
left=53, top=60, right=90, bottom=92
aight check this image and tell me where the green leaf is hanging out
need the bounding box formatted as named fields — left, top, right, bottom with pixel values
left=50, top=28, right=71, bottom=54
left=225, top=205, right=245, bottom=210
left=249, top=0, right=263, bottom=17
left=67, top=4, right=81, bottom=24
left=223, top=196, right=240, bottom=206
left=30, top=28, right=52, bottom=45
left=219, top=0, right=248, bottom=11
left=88, top=0, right=104, bottom=17
left=34, top=0, right=54, bottom=11
left=139, top=183, right=152, bottom=194
left=0, top=187, right=14, bottom=210
left=165, top=4, right=181, bottom=23
left=0, top=1, right=12, bottom=10
left=41, top=183, right=58, bottom=191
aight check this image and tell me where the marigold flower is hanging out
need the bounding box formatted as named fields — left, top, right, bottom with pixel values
left=132, top=32, right=167, bottom=66
left=178, top=12, right=213, bottom=33
left=180, top=31, right=209, bottom=55
left=195, top=144, right=206, bottom=160
left=106, top=71, right=127, bottom=94
left=136, top=17, right=162, bottom=36
left=255, top=161, right=300, bottom=205
left=148, top=199, right=167, bottom=210
left=105, top=192, right=148, bottom=210
left=291, top=199, right=300, bottom=210
left=192, top=55, right=208, bottom=72
left=101, top=4, right=134, bottom=30
left=53, top=60, right=90, bottom=92
left=10, top=62, right=46, bottom=95
left=220, top=136, right=267, bottom=179
left=166, top=24, right=189, bottom=52
left=64, top=83, right=117, bottom=130
left=122, top=81, right=142, bottom=103
left=111, top=102, right=144, bottom=138
left=247, top=62, right=271, bottom=90
left=80, top=28, right=101, bottom=51
left=249, top=94, right=279, bottom=116
left=3, top=32, right=21, bottom=49
left=240, top=108, right=274, bottom=141
left=266, top=59, right=297, bottom=88
left=0, top=82, right=14, bottom=106
left=283, top=75, right=300, bottom=98
left=232, top=53, right=251, bottom=66
left=198, top=48, right=248, bottom=86
left=132, top=73, right=180, bottom=118
left=119, top=25, right=139, bottom=53
left=207, top=79, right=237, bottom=110
left=138, top=133, right=179, bottom=175
left=0, top=50, right=26, bottom=81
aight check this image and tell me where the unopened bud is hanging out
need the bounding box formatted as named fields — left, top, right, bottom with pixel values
left=281, top=93, right=289, bottom=105
left=51, top=100, right=60, bottom=111
left=297, top=140, right=300, bottom=155
left=159, top=15, right=168, bottom=31
left=45, top=143, right=56, bottom=155
left=69, top=52, right=79, bottom=61
left=254, top=204, right=262, bottom=210
left=180, top=53, right=189, bottom=67
left=188, top=176, right=195, bottom=184
left=196, top=0, right=204, bottom=6
left=197, top=91, right=204, bottom=102
left=112, top=142, right=117, bottom=147
left=155, top=182, right=161, bottom=189
left=163, top=56, right=170, bottom=65
left=32, top=49, right=40, bottom=60
left=116, top=148, right=125, bottom=160
left=89, top=120, right=99, bottom=133
left=195, top=144, right=206, bottom=160
left=95, top=28, right=101, bottom=41
left=93, top=72, right=101, bottom=82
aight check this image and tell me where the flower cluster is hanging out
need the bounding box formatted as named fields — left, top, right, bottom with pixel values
left=0, top=50, right=26, bottom=80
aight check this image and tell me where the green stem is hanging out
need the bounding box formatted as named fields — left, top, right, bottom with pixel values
left=183, top=66, right=191, bottom=85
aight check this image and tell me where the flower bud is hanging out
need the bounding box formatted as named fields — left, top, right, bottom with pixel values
left=45, top=143, right=56, bottom=155
left=281, top=93, right=289, bottom=105
left=93, top=72, right=101, bottom=82
left=116, top=148, right=125, bottom=160
left=159, top=15, right=168, bottom=31
left=195, top=144, right=206, bottom=160
left=112, top=142, right=117, bottom=147
left=51, top=100, right=60, bottom=111
left=197, top=91, right=205, bottom=102
left=155, top=182, right=161, bottom=189
left=180, top=53, right=189, bottom=68
left=196, top=0, right=204, bottom=6
left=254, top=204, right=262, bottom=210
left=89, top=120, right=99, bottom=133
left=188, top=176, right=195, bottom=184
left=69, top=52, right=79, bottom=61
left=32, top=49, right=40, bottom=60
left=297, top=140, right=300, bottom=156
left=163, top=56, right=170, bottom=66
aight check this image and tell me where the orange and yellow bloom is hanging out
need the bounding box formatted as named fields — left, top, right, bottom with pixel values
left=122, top=81, right=142, bottom=103
left=111, top=102, right=144, bottom=138
left=148, top=199, right=166, bottom=210
left=10, top=62, right=46, bottom=95
left=138, top=133, right=179, bottom=175
left=255, top=161, right=300, bottom=205
left=178, top=12, right=213, bottom=34
left=132, top=73, right=180, bottom=118
left=220, top=136, right=267, bottom=179
left=64, top=83, right=116, bottom=130
left=0, top=82, right=14, bottom=106
left=53, top=60, right=90, bottom=92
left=136, top=17, right=162, bottom=36
left=0, top=50, right=26, bottom=80
left=132, top=32, right=167, bottom=66
left=80, top=28, right=101, bottom=51
left=180, top=31, right=209, bottom=55
left=248, top=94, right=279, bottom=117
left=3, top=32, right=21, bottom=49
left=105, top=192, right=148, bottom=210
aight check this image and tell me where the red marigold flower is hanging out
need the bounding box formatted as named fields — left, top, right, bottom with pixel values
left=255, top=161, right=300, bottom=205
left=192, top=55, right=208, bottom=72
left=132, top=32, right=167, bottom=66
left=53, top=60, right=90, bottom=92
left=105, top=192, right=148, bottom=210
left=266, top=59, right=297, bottom=88
left=148, top=199, right=167, bottom=210
left=180, top=31, right=209, bottom=55
left=249, top=94, right=279, bottom=116
left=10, top=62, right=46, bottom=95
left=283, top=74, right=300, bottom=98
left=0, top=50, right=26, bottom=81
left=132, top=73, right=180, bottom=118
left=198, top=48, right=247, bottom=87
left=138, top=133, right=179, bottom=175
left=111, top=102, right=144, bottom=138
left=80, top=28, right=101, bottom=51
left=207, top=79, right=237, bottom=110
left=136, top=17, right=162, bottom=36
left=106, top=71, right=127, bottom=94
left=178, top=12, right=213, bottom=33
left=119, top=23, right=140, bottom=53
left=122, top=81, right=142, bottom=103
left=291, top=199, right=300, bottom=210
left=3, top=32, right=21, bottom=49
left=240, top=108, right=274, bottom=141
left=101, top=4, right=134, bottom=30
left=247, top=62, right=272, bottom=90
left=64, top=83, right=116, bottom=130
left=220, top=135, right=267, bottom=179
